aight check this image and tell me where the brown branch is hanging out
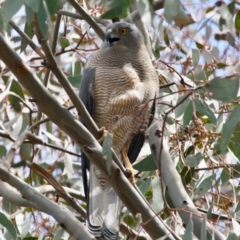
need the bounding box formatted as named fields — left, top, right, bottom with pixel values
left=0, top=167, right=93, bottom=239
left=3, top=131, right=43, bottom=169
left=67, top=0, right=105, bottom=40
left=28, top=162, right=86, bottom=219
left=9, top=20, right=45, bottom=58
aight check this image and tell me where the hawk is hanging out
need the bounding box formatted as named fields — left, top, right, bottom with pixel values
left=79, top=22, right=159, bottom=239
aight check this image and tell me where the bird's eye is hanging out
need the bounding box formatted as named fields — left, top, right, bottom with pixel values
left=119, top=28, right=128, bottom=35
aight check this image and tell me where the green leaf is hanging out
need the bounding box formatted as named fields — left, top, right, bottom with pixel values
left=192, top=49, right=200, bottom=68
left=227, top=233, right=238, bottom=240
left=194, top=99, right=216, bottom=124
left=221, top=167, right=230, bottom=184
left=180, top=166, right=194, bottom=185
left=37, top=0, right=47, bottom=37
left=52, top=226, right=65, bottom=240
left=195, top=174, right=216, bottom=198
left=235, top=10, right=240, bottom=32
left=0, top=212, right=17, bottom=240
left=2, top=0, right=25, bottom=23
left=183, top=218, right=193, bottom=240
left=197, top=16, right=213, bottom=33
left=183, top=101, right=193, bottom=126
left=138, top=177, right=151, bottom=195
left=200, top=215, right=207, bottom=240
left=151, top=176, right=164, bottom=213
left=234, top=202, right=240, bottom=213
left=45, top=0, right=66, bottom=16
left=102, top=132, right=112, bottom=174
left=68, top=75, right=81, bottom=88
left=186, top=152, right=204, bottom=167
left=25, top=4, right=34, bottom=24
left=163, top=28, right=170, bottom=46
left=10, top=79, right=24, bottom=99
left=227, top=32, right=236, bottom=47
left=175, top=95, right=190, bottom=118
left=232, top=165, right=240, bottom=178
left=221, top=105, right=240, bottom=153
left=229, top=122, right=240, bottom=160
left=73, top=61, right=81, bottom=76
left=9, top=79, right=25, bottom=113
left=60, top=36, right=70, bottom=48
left=101, top=0, right=129, bottom=19
left=24, top=0, right=40, bottom=12
left=207, top=204, right=212, bottom=220
left=133, top=154, right=157, bottom=171
left=21, top=21, right=34, bottom=52
left=0, top=145, right=7, bottom=158
left=207, top=77, right=239, bottom=102
left=164, top=0, right=186, bottom=24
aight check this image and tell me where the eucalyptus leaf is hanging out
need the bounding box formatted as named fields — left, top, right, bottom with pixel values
left=220, top=167, right=230, bottom=184
left=68, top=75, right=81, bottom=88
left=60, top=37, right=70, bottom=48
left=221, top=105, right=240, bottom=153
left=133, top=154, right=157, bottom=171
left=194, top=99, right=216, bottom=124
left=183, top=218, right=193, bottom=240
left=195, top=174, right=216, bottom=198
left=186, top=152, right=204, bottom=167
left=192, top=49, right=200, bottom=68
left=0, top=212, right=17, bottom=240
left=206, top=77, right=239, bottom=102
left=175, top=95, right=190, bottom=118
left=183, top=101, right=193, bottom=126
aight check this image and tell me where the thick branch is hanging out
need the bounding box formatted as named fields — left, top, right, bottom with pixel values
left=0, top=167, right=94, bottom=239
left=148, top=116, right=225, bottom=240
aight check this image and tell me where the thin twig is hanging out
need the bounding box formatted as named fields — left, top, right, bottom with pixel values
left=9, top=20, right=45, bottom=57
left=67, top=0, right=105, bottom=40
left=3, top=131, right=43, bottom=169
left=28, top=162, right=86, bottom=218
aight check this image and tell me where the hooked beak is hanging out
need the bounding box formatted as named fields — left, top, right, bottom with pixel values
left=106, top=29, right=120, bottom=45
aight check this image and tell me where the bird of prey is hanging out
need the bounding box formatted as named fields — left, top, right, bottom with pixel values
left=79, top=22, right=159, bottom=239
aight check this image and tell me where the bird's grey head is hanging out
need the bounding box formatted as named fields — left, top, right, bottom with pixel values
left=104, top=22, right=144, bottom=48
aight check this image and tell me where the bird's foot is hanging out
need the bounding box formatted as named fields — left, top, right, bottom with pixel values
left=126, top=167, right=135, bottom=185
left=98, top=127, right=108, bottom=144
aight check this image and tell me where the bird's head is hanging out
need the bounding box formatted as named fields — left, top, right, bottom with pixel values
left=104, top=22, right=144, bottom=48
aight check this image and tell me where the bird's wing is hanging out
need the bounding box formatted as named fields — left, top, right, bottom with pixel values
left=79, top=67, right=95, bottom=198
left=128, top=97, right=156, bottom=163
left=79, top=67, right=121, bottom=240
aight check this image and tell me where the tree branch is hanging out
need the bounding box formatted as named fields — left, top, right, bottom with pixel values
left=9, top=20, right=45, bottom=58
left=0, top=31, right=177, bottom=240
left=0, top=167, right=94, bottom=239
left=148, top=116, right=225, bottom=240
left=3, top=131, right=43, bottom=169
left=67, top=0, right=105, bottom=40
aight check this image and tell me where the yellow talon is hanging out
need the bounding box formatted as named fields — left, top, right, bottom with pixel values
left=122, top=146, right=135, bottom=185
left=97, top=127, right=108, bottom=144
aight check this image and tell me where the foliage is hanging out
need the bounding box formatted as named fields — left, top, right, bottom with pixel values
left=0, top=0, right=240, bottom=239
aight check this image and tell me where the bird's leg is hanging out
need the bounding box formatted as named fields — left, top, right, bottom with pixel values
left=122, top=147, right=135, bottom=185
left=97, top=127, right=108, bottom=144
left=97, top=127, right=113, bottom=144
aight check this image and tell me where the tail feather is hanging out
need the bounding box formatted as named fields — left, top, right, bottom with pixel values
left=88, top=164, right=122, bottom=239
